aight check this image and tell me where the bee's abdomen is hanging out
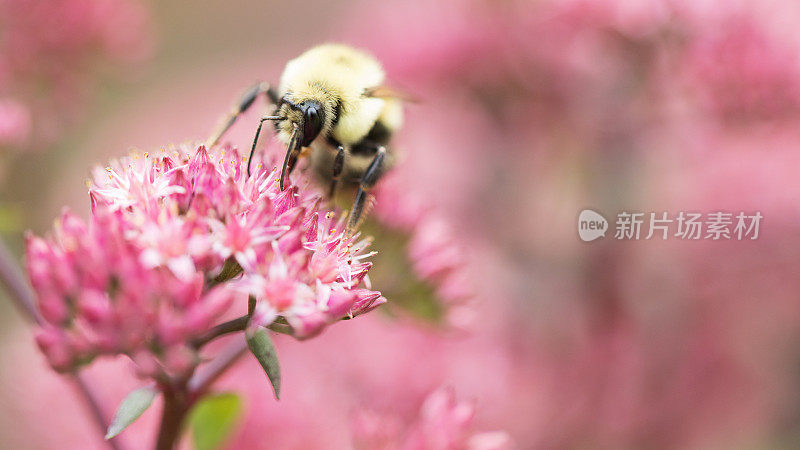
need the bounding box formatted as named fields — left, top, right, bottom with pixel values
left=365, top=121, right=392, bottom=145
left=351, top=121, right=392, bottom=156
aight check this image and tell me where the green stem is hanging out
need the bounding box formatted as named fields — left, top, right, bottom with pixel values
left=189, top=313, right=294, bottom=349
left=208, top=258, right=243, bottom=288
left=190, top=315, right=249, bottom=349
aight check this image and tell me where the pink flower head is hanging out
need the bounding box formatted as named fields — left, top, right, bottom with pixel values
left=238, top=215, right=386, bottom=339
left=352, top=387, right=512, bottom=450
left=27, top=143, right=383, bottom=374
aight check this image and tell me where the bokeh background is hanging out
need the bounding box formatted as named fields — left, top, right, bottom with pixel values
left=4, top=0, right=800, bottom=448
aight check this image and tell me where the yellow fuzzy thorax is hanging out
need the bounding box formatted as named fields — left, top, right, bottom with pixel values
left=277, top=44, right=388, bottom=146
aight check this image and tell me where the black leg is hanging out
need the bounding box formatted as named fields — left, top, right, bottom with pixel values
left=328, top=145, right=346, bottom=198
left=246, top=113, right=284, bottom=177
left=206, top=81, right=278, bottom=147
left=346, top=146, right=387, bottom=234
left=279, top=125, right=301, bottom=189
left=281, top=148, right=300, bottom=188
left=265, top=85, right=280, bottom=105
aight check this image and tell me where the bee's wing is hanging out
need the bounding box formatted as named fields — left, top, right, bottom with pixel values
left=364, top=85, right=419, bottom=103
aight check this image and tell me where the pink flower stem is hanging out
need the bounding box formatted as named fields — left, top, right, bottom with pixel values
left=187, top=339, right=248, bottom=399
left=158, top=317, right=290, bottom=447
left=0, top=236, right=122, bottom=449
left=156, top=337, right=253, bottom=449
left=185, top=322, right=290, bottom=399
left=0, top=237, right=42, bottom=324
left=74, top=375, right=125, bottom=450
left=155, top=378, right=189, bottom=450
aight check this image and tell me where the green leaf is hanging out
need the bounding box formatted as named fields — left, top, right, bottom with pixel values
left=187, top=393, right=243, bottom=450
left=105, top=385, right=158, bottom=439
left=246, top=327, right=281, bottom=399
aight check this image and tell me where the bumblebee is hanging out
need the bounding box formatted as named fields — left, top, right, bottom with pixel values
left=207, top=44, right=404, bottom=233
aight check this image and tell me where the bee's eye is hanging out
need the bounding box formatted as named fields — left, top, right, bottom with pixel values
left=302, top=106, right=323, bottom=146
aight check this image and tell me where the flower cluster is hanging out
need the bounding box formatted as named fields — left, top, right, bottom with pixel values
left=352, top=387, right=511, bottom=449
left=27, top=143, right=383, bottom=375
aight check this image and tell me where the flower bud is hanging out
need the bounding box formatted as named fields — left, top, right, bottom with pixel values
left=288, top=311, right=329, bottom=339
left=325, top=289, right=358, bottom=318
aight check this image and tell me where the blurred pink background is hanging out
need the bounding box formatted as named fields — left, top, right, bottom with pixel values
left=5, top=0, right=800, bottom=448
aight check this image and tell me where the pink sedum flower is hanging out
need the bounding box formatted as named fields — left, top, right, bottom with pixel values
left=26, top=143, right=383, bottom=374
left=353, top=387, right=512, bottom=450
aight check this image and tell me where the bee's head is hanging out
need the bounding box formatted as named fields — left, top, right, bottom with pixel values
left=278, top=96, right=327, bottom=148
left=297, top=100, right=325, bottom=147
left=273, top=95, right=330, bottom=190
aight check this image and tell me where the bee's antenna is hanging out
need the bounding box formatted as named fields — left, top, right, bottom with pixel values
left=279, top=124, right=301, bottom=190
left=246, top=115, right=285, bottom=177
